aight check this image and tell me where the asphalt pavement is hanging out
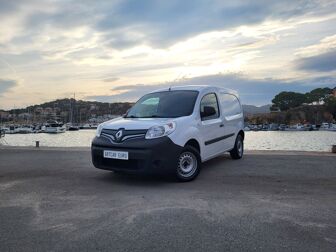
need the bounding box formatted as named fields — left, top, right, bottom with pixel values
left=0, top=147, right=335, bottom=251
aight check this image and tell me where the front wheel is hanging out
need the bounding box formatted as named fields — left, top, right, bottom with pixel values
left=230, top=135, right=244, bottom=159
left=176, top=146, right=201, bottom=182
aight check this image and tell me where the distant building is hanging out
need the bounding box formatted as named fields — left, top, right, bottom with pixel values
left=304, top=100, right=325, bottom=106
left=88, top=114, right=119, bottom=123
left=90, top=105, right=98, bottom=111
left=0, top=111, right=9, bottom=120
left=34, top=107, right=44, bottom=114
left=43, top=107, right=53, bottom=115
left=18, top=113, right=32, bottom=120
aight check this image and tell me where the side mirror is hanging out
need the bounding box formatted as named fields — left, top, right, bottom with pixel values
left=201, top=106, right=216, bottom=119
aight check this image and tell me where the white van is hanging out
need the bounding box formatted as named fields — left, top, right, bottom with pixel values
left=91, top=85, right=244, bottom=181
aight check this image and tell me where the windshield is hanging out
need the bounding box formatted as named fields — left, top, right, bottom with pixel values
left=125, top=90, right=199, bottom=118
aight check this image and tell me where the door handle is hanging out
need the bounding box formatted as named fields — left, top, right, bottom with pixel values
left=219, top=124, right=224, bottom=127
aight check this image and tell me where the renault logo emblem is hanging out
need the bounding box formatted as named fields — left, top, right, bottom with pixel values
left=115, top=129, right=123, bottom=141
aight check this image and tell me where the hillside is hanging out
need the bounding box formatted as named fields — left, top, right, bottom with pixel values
left=1, top=99, right=133, bottom=124
left=242, top=105, right=271, bottom=115
left=1, top=87, right=334, bottom=125
left=0, top=100, right=296, bottom=124
left=246, top=104, right=335, bottom=125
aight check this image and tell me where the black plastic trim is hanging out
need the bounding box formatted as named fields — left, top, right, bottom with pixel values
left=91, top=136, right=183, bottom=174
left=101, top=128, right=147, bottom=143
left=205, top=133, right=235, bottom=145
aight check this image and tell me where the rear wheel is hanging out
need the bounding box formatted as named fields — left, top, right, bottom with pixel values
left=176, top=146, right=201, bottom=182
left=230, top=134, right=244, bottom=159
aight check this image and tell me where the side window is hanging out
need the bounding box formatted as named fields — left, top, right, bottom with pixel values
left=200, top=93, right=220, bottom=121
left=220, top=94, right=241, bottom=117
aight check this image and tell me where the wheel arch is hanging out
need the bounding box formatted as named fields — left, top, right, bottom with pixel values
left=238, top=130, right=245, bottom=140
left=184, top=139, right=201, bottom=154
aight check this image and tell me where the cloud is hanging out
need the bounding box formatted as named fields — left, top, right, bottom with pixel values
left=295, top=34, right=336, bottom=72
left=296, top=49, right=336, bottom=72
left=295, top=34, right=336, bottom=58
left=1, top=0, right=336, bottom=108
left=96, top=0, right=323, bottom=48
left=0, top=78, right=19, bottom=96
left=102, top=77, right=119, bottom=82
left=105, top=32, right=145, bottom=50
left=111, top=84, right=146, bottom=91
left=85, top=73, right=336, bottom=105
left=4, top=0, right=330, bottom=50
left=0, top=1, right=18, bottom=14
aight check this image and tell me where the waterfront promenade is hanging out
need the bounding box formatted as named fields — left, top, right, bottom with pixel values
left=0, top=147, right=335, bottom=251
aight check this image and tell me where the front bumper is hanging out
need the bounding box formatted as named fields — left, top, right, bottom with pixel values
left=91, top=136, right=183, bottom=174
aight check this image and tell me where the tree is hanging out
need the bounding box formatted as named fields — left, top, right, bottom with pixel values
left=271, top=92, right=306, bottom=111
left=324, top=96, right=336, bottom=118
left=270, top=105, right=280, bottom=112
left=305, top=87, right=332, bottom=104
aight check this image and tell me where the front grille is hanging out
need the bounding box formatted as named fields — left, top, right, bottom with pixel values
left=101, top=129, right=147, bottom=143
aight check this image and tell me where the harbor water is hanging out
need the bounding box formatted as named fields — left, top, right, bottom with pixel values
left=1, top=130, right=335, bottom=152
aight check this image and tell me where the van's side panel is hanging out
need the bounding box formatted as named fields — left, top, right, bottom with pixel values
left=219, top=92, right=244, bottom=150
left=169, top=87, right=244, bottom=162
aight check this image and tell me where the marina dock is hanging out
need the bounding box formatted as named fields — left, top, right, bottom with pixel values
left=0, top=147, right=335, bottom=251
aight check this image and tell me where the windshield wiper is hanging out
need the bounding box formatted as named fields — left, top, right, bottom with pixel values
left=141, top=115, right=163, bottom=118
left=126, top=115, right=164, bottom=118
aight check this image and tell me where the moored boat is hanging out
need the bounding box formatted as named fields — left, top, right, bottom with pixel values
left=284, top=124, right=309, bottom=131
left=319, top=122, right=336, bottom=131
left=44, top=120, right=66, bottom=133
left=67, top=125, right=80, bottom=131
left=66, top=121, right=80, bottom=131
left=6, top=125, right=18, bottom=134
left=16, top=125, right=34, bottom=134
left=0, top=128, right=5, bottom=138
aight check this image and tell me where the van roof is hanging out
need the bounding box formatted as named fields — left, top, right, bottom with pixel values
left=152, top=85, right=239, bottom=96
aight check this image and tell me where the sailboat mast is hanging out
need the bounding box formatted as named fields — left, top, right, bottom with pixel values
left=73, top=93, right=76, bottom=124
left=70, top=98, right=73, bottom=124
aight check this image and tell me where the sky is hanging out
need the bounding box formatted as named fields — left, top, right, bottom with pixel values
left=0, top=0, right=336, bottom=109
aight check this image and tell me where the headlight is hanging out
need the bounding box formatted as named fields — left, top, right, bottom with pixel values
left=145, top=122, right=176, bottom=139
left=96, top=123, right=104, bottom=137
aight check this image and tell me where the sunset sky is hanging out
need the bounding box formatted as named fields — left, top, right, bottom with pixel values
left=1, top=0, right=336, bottom=109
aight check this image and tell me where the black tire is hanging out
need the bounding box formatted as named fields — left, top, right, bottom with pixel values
left=230, top=134, right=244, bottom=160
left=176, top=145, right=201, bottom=182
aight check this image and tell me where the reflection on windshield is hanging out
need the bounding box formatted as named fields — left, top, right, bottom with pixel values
left=125, top=90, right=199, bottom=118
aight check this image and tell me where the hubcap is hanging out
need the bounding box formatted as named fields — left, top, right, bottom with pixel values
left=237, top=139, right=243, bottom=156
left=178, top=152, right=197, bottom=177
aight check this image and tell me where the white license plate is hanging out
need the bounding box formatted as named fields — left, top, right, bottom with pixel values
left=103, top=150, right=129, bottom=160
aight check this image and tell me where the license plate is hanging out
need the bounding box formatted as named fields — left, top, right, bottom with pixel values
left=103, top=150, right=129, bottom=160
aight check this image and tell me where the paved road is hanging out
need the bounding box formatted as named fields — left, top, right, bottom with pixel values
left=0, top=148, right=336, bottom=251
